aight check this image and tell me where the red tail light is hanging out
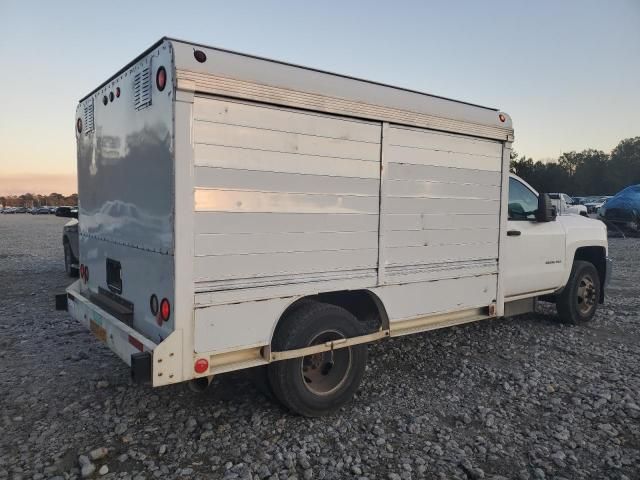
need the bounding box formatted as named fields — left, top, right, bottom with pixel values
left=160, top=298, right=170, bottom=322
left=194, top=358, right=209, bottom=374
left=156, top=67, right=167, bottom=92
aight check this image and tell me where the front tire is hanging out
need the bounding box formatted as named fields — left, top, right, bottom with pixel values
left=268, top=302, right=367, bottom=417
left=64, top=242, right=79, bottom=278
left=556, top=260, right=600, bottom=324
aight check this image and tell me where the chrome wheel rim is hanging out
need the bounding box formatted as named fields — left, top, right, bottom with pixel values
left=301, top=330, right=352, bottom=396
left=577, top=273, right=597, bottom=315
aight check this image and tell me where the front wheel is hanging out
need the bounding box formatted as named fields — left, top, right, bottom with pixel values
left=268, top=302, right=367, bottom=417
left=64, top=243, right=79, bottom=278
left=556, top=260, right=600, bottom=324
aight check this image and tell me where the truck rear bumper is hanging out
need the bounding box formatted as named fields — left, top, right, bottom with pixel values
left=64, top=280, right=157, bottom=382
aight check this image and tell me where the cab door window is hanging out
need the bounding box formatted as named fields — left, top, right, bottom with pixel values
left=508, top=177, right=538, bottom=220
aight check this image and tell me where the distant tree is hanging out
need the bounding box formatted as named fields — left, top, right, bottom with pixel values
left=47, top=192, right=65, bottom=206
left=19, top=193, right=35, bottom=208
left=570, top=149, right=609, bottom=195
left=66, top=193, right=78, bottom=206
left=558, top=151, right=583, bottom=177
left=608, top=137, right=640, bottom=193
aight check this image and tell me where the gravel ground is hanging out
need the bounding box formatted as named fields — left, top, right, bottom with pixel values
left=1, top=214, right=639, bottom=480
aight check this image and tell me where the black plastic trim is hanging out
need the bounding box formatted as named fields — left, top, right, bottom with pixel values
left=55, top=294, right=68, bottom=311
left=131, top=352, right=152, bottom=384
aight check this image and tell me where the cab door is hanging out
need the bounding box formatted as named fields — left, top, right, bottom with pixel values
left=503, top=177, right=566, bottom=298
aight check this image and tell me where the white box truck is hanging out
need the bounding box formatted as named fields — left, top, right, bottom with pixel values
left=58, top=38, right=611, bottom=416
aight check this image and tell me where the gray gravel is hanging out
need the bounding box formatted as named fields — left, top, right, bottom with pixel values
left=1, top=214, right=639, bottom=480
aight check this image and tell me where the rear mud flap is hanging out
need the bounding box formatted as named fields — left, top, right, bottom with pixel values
left=131, top=352, right=152, bottom=384
left=55, top=293, right=68, bottom=311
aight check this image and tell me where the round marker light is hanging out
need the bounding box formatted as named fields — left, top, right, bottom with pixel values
left=84, top=266, right=89, bottom=282
left=160, top=298, right=170, bottom=322
left=498, top=113, right=506, bottom=123
left=194, top=358, right=209, bottom=374
left=150, top=294, right=159, bottom=316
left=103, top=95, right=108, bottom=106
left=80, top=264, right=85, bottom=280
left=193, top=50, right=207, bottom=63
left=156, top=66, right=167, bottom=91
left=115, top=87, right=121, bottom=98
left=109, top=91, right=114, bottom=102
left=76, top=118, right=83, bottom=133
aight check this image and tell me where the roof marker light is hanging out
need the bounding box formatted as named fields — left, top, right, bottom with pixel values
left=193, top=50, right=207, bottom=63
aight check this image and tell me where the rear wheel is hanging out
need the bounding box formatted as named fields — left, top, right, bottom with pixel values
left=268, top=302, right=367, bottom=417
left=556, top=260, right=600, bottom=324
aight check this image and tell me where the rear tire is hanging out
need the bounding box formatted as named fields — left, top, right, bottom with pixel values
left=268, top=302, right=367, bottom=417
left=556, top=260, right=600, bottom=324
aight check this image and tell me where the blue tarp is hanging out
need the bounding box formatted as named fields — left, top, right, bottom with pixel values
left=604, top=184, right=640, bottom=230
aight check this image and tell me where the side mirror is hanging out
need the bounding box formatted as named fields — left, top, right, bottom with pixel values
left=536, top=193, right=556, bottom=222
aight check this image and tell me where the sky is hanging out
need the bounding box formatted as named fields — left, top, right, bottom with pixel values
left=0, top=0, right=638, bottom=196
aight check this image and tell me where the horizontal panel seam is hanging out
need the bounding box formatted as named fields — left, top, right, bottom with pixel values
left=193, top=118, right=381, bottom=144
left=197, top=230, right=379, bottom=236
left=388, top=143, right=501, bottom=159
left=194, top=247, right=379, bottom=257
left=194, top=142, right=379, bottom=162
left=194, top=187, right=378, bottom=198
left=194, top=165, right=380, bottom=181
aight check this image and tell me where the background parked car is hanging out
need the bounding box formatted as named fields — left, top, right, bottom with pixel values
left=55, top=207, right=79, bottom=276
left=548, top=193, right=588, bottom=216
left=584, top=196, right=612, bottom=214
left=602, top=185, right=640, bottom=236
left=31, top=207, right=51, bottom=215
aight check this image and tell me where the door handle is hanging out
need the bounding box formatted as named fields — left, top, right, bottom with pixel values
left=507, top=230, right=521, bottom=237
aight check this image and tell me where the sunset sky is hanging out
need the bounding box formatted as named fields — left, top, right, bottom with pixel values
left=1, top=0, right=638, bottom=196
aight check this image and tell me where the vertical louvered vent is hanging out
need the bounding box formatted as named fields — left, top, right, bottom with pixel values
left=133, top=65, right=152, bottom=110
left=83, top=98, right=95, bottom=134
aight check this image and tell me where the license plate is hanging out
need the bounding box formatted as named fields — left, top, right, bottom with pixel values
left=90, top=319, right=107, bottom=343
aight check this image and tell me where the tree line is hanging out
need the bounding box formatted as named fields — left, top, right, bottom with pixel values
left=0, top=193, right=78, bottom=208
left=510, top=136, right=640, bottom=196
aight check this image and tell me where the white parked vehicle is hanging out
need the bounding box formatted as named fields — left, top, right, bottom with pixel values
left=549, top=193, right=588, bottom=216
left=584, top=196, right=611, bottom=214
left=58, top=38, right=611, bottom=416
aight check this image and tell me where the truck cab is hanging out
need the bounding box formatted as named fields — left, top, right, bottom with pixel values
left=506, top=175, right=610, bottom=315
